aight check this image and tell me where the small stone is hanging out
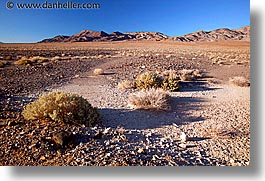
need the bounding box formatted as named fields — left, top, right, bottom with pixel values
left=180, top=132, right=187, bottom=142
left=179, top=143, right=186, bottom=149
left=137, top=148, right=144, bottom=154
left=0, top=120, right=7, bottom=127
left=8, top=120, right=17, bottom=126
left=103, top=127, right=111, bottom=134
left=40, top=156, right=46, bottom=160
left=230, top=159, right=235, bottom=164
left=93, top=130, right=103, bottom=139
left=52, top=130, right=74, bottom=147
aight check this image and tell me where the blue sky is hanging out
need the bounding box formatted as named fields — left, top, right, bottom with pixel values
left=0, top=0, right=250, bottom=43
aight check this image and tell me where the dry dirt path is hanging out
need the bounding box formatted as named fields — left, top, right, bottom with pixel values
left=51, top=57, right=250, bottom=166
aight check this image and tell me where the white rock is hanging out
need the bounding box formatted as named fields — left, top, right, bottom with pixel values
left=180, top=132, right=187, bottom=142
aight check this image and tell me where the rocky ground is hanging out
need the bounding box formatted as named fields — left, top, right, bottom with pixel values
left=0, top=41, right=250, bottom=166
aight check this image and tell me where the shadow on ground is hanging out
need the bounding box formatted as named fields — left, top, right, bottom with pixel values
left=100, top=96, right=206, bottom=130
left=0, top=94, right=36, bottom=119
left=179, top=81, right=220, bottom=92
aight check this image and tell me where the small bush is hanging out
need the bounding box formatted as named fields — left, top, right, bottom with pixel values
left=30, top=56, right=48, bottom=63
left=161, top=70, right=178, bottom=80
left=207, top=78, right=222, bottom=84
left=161, top=78, right=180, bottom=92
left=229, top=76, right=250, bottom=87
left=179, top=69, right=203, bottom=81
left=193, top=69, right=203, bottom=78
left=93, top=68, right=104, bottom=75
left=128, top=88, right=170, bottom=111
left=22, top=91, right=101, bottom=127
left=14, top=56, right=32, bottom=65
left=179, top=69, right=195, bottom=81
left=135, top=71, right=162, bottom=90
left=117, top=80, right=135, bottom=90
left=51, top=56, right=62, bottom=61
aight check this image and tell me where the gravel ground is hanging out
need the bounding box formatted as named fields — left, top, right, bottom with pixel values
left=54, top=59, right=250, bottom=166
left=0, top=42, right=250, bottom=166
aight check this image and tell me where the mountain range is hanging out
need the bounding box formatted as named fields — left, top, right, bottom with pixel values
left=39, top=26, right=250, bottom=43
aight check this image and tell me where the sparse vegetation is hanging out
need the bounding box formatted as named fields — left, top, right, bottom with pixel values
left=128, top=88, right=170, bottom=111
left=30, top=56, right=48, bottom=63
left=179, top=69, right=203, bottom=81
left=161, top=78, right=180, bottom=92
left=117, top=80, right=135, bottom=90
left=207, top=78, right=222, bottom=84
left=51, top=56, right=62, bottom=61
left=161, top=70, right=178, bottom=79
left=135, top=71, right=162, bottom=90
left=93, top=68, right=104, bottom=75
left=229, top=76, right=250, bottom=87
left=14, top=56, right=32, bottom=65
left=22, top=91, right=101, bottom=127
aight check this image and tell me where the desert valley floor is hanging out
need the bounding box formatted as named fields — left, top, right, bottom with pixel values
left=0, top=41, right=250, bottom=166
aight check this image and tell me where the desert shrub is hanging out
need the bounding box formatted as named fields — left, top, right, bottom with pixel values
left=229, top=76, right=250, bottom=87
left=30, top=56, right=48, bottom=63
left=128, top=88, right=170, bottom=111
left=93, top=68, right=104, bottom=75
left=14, top=56, right=32, bottom=65
left=193, top=69, right=203, bottom=78
left=117, top=80, right=136, bottom=90
left=161, top=70, right=179, bottom=79
left=135, top=71, right=162, bottom=90
left=179, top=69, right=195, bottom=81
left=22, top=91, right=101, bottom=127
left=50, top=56, right=62, bottom=61
left=161, top=78, right=180, bottom=92
left=179, top=69, right=203, bottom=81
left=207, top=78, right=222, bottom=84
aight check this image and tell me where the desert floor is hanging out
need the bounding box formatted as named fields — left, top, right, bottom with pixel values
left=0, top=41, right=250, bottom=166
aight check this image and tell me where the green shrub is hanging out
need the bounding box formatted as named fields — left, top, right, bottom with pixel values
left=22, top=91, right=101, bottom=127
left=135, top=71, right=162, bottom=90
left=161, top=78, right=180, bottom=92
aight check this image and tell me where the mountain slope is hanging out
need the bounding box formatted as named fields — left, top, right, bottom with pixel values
left=171, top=26, right=250, bottom=42
left=39, top=26, right=250, bottom=43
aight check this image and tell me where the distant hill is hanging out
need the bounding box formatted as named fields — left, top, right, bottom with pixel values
left=39, top=26, right=250, bottom=43
left=39, top=30, right=168, bottom=43
left=171, top=26, right=250, bottom=42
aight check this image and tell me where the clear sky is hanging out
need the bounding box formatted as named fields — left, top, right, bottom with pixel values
left=0, top=0, right=250, bottom=43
